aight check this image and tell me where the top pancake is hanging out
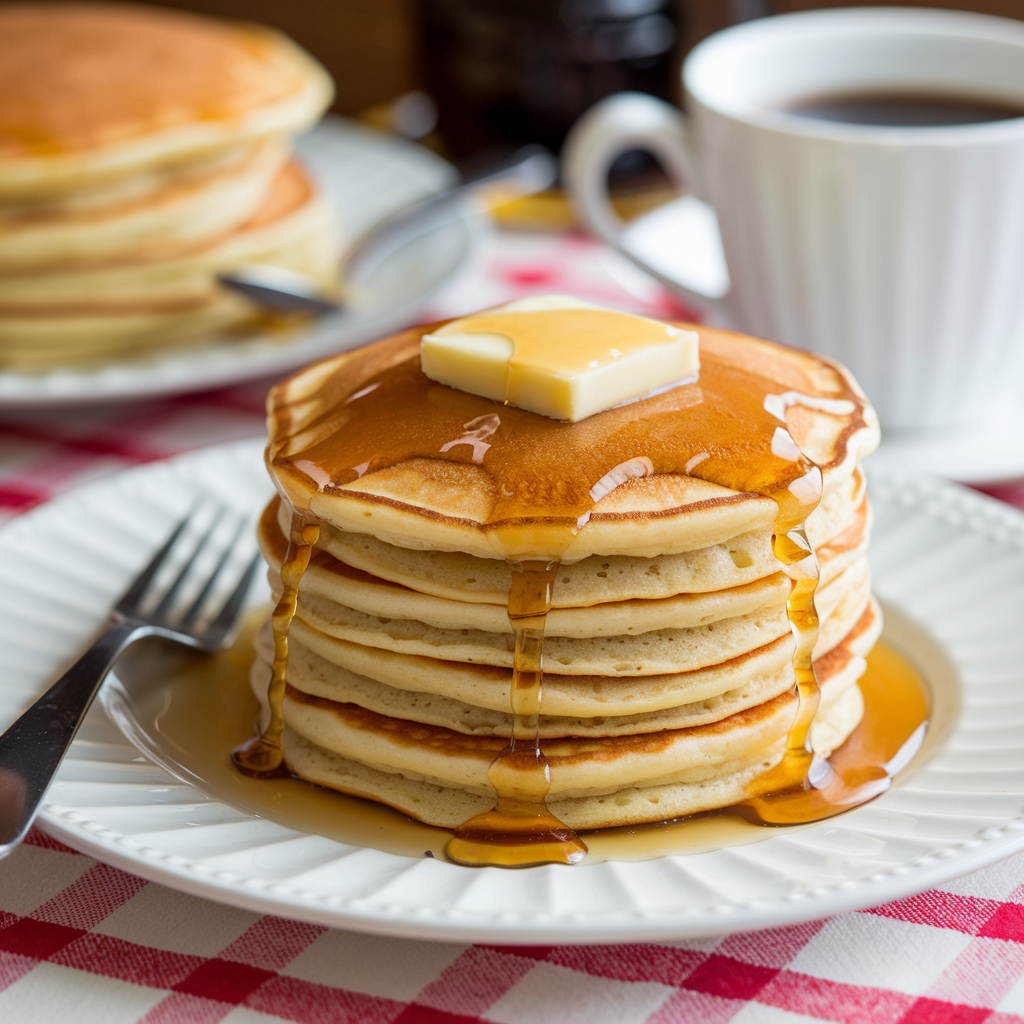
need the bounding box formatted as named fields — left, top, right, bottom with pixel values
left=266, top=321, right=881, bottom=560
left=0, top=3, right=332, bottom=199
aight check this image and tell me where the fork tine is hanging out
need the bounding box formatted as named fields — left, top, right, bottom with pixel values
left=178, top=517, right=246, bottom=631
left=149, top=506, right=225, bottom=622
left=203, top=551, right=262, bottom=642
left=114, top=504, right=198, bottom=615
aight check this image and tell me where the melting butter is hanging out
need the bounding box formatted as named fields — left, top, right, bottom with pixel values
left=421, top=296, right=699, bottom=422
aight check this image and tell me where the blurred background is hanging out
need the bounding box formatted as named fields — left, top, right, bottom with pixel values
left=5, top=0, right=1024, bottom=478
left=50, top=0, right=1024, bottom=143
left=59, top=1, right=1024, bottom=117
left=19, top=0, right=1023, bottom=157
left=37, top=0, right=1017, bottom=230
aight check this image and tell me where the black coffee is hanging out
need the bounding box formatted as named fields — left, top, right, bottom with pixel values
left=784, top=91, right=1024, bottom=127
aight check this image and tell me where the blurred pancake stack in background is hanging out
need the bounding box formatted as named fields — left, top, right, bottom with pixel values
left=0, top=3, right=336, bottom=369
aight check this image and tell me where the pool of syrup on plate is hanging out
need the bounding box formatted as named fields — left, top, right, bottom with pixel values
left=111, top=612, right=933, bottom=866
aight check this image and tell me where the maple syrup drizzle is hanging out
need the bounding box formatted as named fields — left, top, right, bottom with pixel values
left=231, top=508, right=319, bottom=777
left=446, top=560, right=588, bottom=867
left=241, top=320, right=918, bottom=864
left=733, top=476, right=829, bottom=822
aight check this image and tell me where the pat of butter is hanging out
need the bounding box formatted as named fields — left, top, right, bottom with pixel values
left=420, top=296, right=699, bottom=422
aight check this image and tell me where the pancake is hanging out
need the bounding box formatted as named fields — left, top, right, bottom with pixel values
left=269, top=553, right=869, bottom=675
left=0, top=160, right=338, bottom=367
left=255, top=606, right=874, bottom=829
left=0, top=138, right=290, bottom=269
left=255, top=598, right=881, bottom=738
left=0, top=161, right=327, bottom=308
left=246, top=306, right=889, bottom=849
left=270, top=572, right=875, bottom=718
left=279, top=685, right=860, bottom=830
left=283, top=618, right=800, bottom=716
left=0, top=5, right=337, bottom=368
left=276, top=662, right=856, bottom=797
left=0, top=4, right=332, bottom=200
left=275, top=468, right=869, bottom=604
left=259, top=490, right=869, bottom=635
left=0, top=143, right=266, bottom=217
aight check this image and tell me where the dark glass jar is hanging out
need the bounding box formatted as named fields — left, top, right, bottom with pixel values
left=416, top=0, right=680, bottom=161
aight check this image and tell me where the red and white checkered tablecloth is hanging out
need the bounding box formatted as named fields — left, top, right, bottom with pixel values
left=2, top=229, right=1024, bottom=1024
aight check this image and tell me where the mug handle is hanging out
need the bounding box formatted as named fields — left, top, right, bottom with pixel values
left=562, top=92, right=729, bottom=312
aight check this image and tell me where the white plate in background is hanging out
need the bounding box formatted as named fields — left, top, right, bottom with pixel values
left=0, top=117, right=484, bottom=409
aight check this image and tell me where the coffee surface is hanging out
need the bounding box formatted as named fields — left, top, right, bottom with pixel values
left=784, top=91, right=1024, bottom=127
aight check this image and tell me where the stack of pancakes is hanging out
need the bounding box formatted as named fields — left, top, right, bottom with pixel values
left=0, top=3, right=335, bottom=368
left=253, top=321, right=882, bottom=831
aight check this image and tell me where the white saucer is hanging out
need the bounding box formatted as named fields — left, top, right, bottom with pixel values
left=0, top=117, right=484, bottom=409
left=868, top=411, right=1024, bottom=484
left=4, top=440, right=1024, bottom=943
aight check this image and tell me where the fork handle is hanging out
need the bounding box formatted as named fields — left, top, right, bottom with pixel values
left=0, top=620, right=141, bottom=857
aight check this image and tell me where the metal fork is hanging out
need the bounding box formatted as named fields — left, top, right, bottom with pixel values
left=0, top=503, right=262, bottom=858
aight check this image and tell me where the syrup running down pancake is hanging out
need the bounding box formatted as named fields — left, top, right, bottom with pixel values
left=238, top=300, right=903, bottom=867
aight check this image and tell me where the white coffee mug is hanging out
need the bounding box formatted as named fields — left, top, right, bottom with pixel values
left=563, top=8, right=1024, bottom=430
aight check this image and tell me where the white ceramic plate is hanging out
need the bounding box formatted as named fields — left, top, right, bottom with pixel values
left=0, top=118, right=482, bottom=409
left=2, top=439, right=1024, bottom=944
